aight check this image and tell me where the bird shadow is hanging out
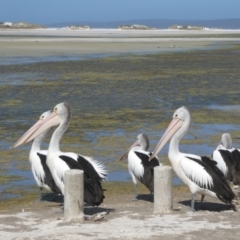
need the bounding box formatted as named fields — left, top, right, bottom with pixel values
left=41, top=193, right=115, bottom=215
left=84, top=205, right=115, bottom=216
left=41, top=193, right=64, bottom=203
left=178, top=200, right=233, bottom=212
left=136, top=194, right=154, bottom=203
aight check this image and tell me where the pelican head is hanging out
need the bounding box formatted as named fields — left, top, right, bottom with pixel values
left=53, top=102, right=72, bottom=123
left=23, top=102, right=71, bottom=144
left=119, top=133, right=149, bottom=161
left=220, top=133, right=232, bottom=149
left=149, top=106, right=191, bottom=161
left=11, top=110, right=52, bottom=149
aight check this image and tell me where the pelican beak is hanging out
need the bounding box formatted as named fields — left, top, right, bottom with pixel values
left=119, top=140, right=139, bottom=161
left=149, top=118, right=183, bottom=161
left=24, top=111, right=61, bottom=144
left=11, top=118, right=45, bottom=149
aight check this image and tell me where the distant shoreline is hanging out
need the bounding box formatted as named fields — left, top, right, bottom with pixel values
left=0, top=29, right=240, bottom=65
left=1, top=28, right=240, bottom=38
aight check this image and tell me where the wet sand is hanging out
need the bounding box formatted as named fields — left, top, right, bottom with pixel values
left=1, top=28, right=240, bottom=58
left=1, top=29, right=240, bottom=239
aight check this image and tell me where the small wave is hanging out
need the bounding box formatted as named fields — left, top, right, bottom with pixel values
left=207, top=104, right=240, bottom=111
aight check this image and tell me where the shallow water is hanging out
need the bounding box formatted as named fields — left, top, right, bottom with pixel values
left=0, top=54, right=113, bottom=66
left=1, top=43, right=240, bottom=202
left=0, top=41, right=230, bottom=66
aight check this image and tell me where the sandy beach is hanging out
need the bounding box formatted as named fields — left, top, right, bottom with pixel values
left=0, top=184, right=240, bottom=240
left=1, top=28, right=240, bottom=59
left=1, top=28, right=240, bottom=239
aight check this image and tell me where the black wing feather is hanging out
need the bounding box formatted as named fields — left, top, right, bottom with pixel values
left=217, top=149, right=240, bottom=185
left=186, top=156, right=235, bottom=204
left=59, top=155, right=105, bottom=206
left=227, top=149, right=240, bottom=185
left=37, top=153, right=61, bottom=194
left=218, top=150, right=236, bottom=182
left=134, top=151, right=160, bottom=193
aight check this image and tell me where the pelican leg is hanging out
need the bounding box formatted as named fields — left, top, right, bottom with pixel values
left=197, top=195, right=205, bottom=210
left=148, top=191, right=154, bottom=202
left=133, top=183, right=138, bottom=200
left=38, top=187, right=43, bottom=201
left=130, top=173, right=138, bottom=201
left=50, top=193, right=57, bottom=202
left=191, top=194, right=195, bottom=211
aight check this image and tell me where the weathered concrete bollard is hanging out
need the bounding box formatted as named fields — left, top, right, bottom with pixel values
left=64, top=169, right=84, bottom=223
left=154, top=166, right=173, bottom=214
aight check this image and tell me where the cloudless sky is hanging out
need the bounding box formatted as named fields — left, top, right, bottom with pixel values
left=1, top=0, right=240, bottom=25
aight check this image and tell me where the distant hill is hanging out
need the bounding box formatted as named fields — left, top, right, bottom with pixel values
left=47, top=18, right=240, bottom=29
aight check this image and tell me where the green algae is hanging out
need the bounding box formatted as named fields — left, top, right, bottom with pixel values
left=0, top=186, right=38, bottom=211
left=1, top=43, right=240, bottom=205
left=3, top=99, right=22, bottom=106
left=0, top=182, right=189, bottom=211
left=0, top=175, right=25, bottom=185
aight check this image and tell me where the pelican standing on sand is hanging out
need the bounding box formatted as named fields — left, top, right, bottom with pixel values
left=16, top=102, right=107, bottom=206
left=11, top=111, right=61, bottom=200
left=119, top=133, right=160, bottom=199
left=213, top=133, right=240, bottom=185
left=149, top=106, right=235, bottom=211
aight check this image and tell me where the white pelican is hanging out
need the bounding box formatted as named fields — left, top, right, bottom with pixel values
left=119, top=133, right=160, bottom=200
left=149, top=106, right=235, bottom=211
left=213, top=133, right=240, bottom=185
left=21, top=102, right=107, bottom=206
left=11, top=110, right=61, bottom=200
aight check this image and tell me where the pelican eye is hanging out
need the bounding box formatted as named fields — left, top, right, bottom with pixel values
left=54, top=107, right=57, bottom=112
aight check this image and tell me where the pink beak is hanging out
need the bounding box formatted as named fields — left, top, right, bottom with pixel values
left=149, top=118, right=183, bottom=161
left=11, top=118, right=45, bottom=149
left=119, top=140, right=139, bottom=161
left=24, top=111, right=61, bottom=144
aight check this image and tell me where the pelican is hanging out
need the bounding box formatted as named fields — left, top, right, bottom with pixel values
left=20, top=102, right=107, bottom=206
left=149, top=106, right=235, bottom=211
left=213, top=133, right=240, bottom=185
left=11, top=110, right=61, bottom=200
left=119, top=133, right=160, bottom=200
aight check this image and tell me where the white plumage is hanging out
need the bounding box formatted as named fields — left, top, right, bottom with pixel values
left=120, top=133, right=160, bottom=199
left=12, top=111, right=61, bottom=200
left=150, top=106, right=235, bottom=211
left=212, top=133, right=240, bottom=185
left=13, top=102, right=107, bottom=206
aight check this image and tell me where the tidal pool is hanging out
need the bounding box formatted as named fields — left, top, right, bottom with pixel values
left=1, top=43, right=240, bottom=205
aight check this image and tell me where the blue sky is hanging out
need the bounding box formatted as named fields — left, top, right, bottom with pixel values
left=1, top=0, right=240, bottom=25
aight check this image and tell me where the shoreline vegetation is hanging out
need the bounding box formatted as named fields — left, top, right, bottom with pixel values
left=0, top=21, right=238, bottom=30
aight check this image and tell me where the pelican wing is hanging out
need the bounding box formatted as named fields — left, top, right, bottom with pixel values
left=135, top=151, right=160, bottom=168
left=36, top=153, right=61, bottom=194
left=213, top=149, right=228, bottom=177
left=183, top=157, right=235, bottom=204
left=213, top=148, right=240, bottom=184
left=134, top=151, right=160, bottom=192
left=76, top=155, right=106, bottom=206
left=78, top=155, right=107, bottom=181
left=181, top=157, right=214, bottom=189
left=218, top=150, right=236, bottom=181
left=59, top=154, right=105, bottom=206
left=200, top=155, right=232, bottom=188
left=201, top=156, right=225, bottom=178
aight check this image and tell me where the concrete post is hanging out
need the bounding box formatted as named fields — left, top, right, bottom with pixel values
left=64, top=169, right=84, bottom=223
left=154, top=166, right=173, bottom=214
